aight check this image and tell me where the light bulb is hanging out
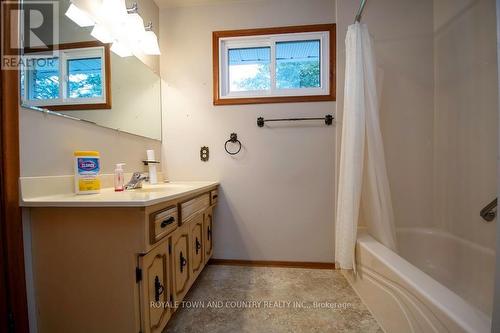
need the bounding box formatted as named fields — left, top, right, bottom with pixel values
left=91, top=24, right=113, bottom=43
left=96, top=0, right=128, bottom=36
left=111, top=41, right=133, bottom=57
left=141, top=31, right=161, bottom=55
left=65, top=4, right=94, bottom=27
left=101, top=0, right=127, bottom=15
left=125, top=13, right=145, bottom=43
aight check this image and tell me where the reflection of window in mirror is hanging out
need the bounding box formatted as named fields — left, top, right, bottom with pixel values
left=21, top=41, right=111, bottom=111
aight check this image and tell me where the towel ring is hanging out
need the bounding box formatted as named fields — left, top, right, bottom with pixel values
left=224, top=133, right=242, bottom=155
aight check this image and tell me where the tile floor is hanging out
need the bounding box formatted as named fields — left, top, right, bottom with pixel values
left=164, top=265, right=382, bottom=332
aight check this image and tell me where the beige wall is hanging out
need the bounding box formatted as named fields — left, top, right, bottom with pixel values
left=160, top=0, right=336, bottom=262
left=433, top=0, right=498, bottom=249
left=336, top=0, right=435, bottom=229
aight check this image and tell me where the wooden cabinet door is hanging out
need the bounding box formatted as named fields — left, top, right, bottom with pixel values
left=139, top=238, right=170, bottom=333
left=203, top=207, right=214, bottom=263
left=189, top=213, right=204, bottom=278
left=172, top=224, right=190, bottom=301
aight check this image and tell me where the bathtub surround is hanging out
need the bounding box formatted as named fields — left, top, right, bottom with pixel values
left=432, top=0, right=498, bottom=250
left=159, top=0, right=336, bottom=262
left=335, top=22, right=396, bottom=270
left=336, top=0, right=435, bottom=232
left=336, top=0, right=498, bottom=254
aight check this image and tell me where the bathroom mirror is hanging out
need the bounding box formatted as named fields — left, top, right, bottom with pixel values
left=19, top=0, right=162, bottom=141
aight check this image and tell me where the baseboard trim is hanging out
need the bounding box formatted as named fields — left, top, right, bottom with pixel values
left=208, top=259, right=335, bottom=269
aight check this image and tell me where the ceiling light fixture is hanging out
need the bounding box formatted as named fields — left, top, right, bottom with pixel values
left=65, top=2, right=161, bottom=58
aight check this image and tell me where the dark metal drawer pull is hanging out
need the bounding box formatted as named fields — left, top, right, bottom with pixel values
left=160, top=216, right=175, bottom=228
left=480, top=198, right=497, bottom=222
left=154, top=276, right=164, bottom=302
left=180, top=251, right=187, bottom=273
left=207, top=226, right=212, bottom=240
left=195, top=238, right=201, bottom=254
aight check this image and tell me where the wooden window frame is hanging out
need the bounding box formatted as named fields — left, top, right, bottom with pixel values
left=23, top=41, right=112, bottom=111
left=212, top=24, right=336, bottom=106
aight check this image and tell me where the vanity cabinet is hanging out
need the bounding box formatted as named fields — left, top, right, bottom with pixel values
left=29, top=185, right=218, bottom=333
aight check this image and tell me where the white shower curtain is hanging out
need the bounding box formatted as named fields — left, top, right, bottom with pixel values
left=335, top=23, right=397, bottom=270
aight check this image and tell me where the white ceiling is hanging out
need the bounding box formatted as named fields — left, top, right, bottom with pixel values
left=153, top=0, right=259, bottom=9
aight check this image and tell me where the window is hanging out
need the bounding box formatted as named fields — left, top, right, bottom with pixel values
left=22, top=41, right=111, bottom=110
left=213, top=24, right=335, bottom=105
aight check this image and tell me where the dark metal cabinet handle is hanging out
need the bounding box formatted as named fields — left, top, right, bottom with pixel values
left=207, top=226, right=212, bottom=240
left=180, top=251, right=187, bottom=273
left=480, top=198, right=497, bottom=222
left=154, top=276, right=164, bottom=302
left=160, top=216, right=175, bottom=228
left=212, top=194, right=218, bottom=200
left=195, top=238, right=201, bottom=254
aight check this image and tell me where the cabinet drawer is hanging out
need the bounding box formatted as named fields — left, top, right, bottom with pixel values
left=180, top=193, right=209, bottom=223
left=150, top=206, right=178, bottom=244
left=210, top=190, right=218, bottom=205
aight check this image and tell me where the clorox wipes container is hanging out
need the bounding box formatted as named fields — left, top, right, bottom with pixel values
left=74, top=151, right=101, bottom=194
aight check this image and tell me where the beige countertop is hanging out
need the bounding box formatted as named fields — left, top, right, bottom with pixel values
left=20, top=181, right=219, bottom=207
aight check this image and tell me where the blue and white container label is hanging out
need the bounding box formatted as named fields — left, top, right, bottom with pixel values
left=77, top=157, right=100, bottom=174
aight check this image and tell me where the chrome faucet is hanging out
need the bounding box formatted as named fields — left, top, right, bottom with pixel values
left=125, top=172, right=149, bottom=190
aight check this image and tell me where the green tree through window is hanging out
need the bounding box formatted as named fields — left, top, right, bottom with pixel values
left=277, top=61, right=320, bottom=89
left=236, top=61, right=320, bottom=90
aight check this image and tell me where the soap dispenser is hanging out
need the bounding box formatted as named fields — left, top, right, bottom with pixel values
left=114, top=163, right=126, bottom=192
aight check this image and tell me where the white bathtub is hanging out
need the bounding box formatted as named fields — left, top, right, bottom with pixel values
left=343, top=228, right=494, bottom=333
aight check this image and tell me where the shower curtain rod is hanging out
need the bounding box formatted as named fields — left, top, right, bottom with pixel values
left=354, top=0, right=368, bottom=23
